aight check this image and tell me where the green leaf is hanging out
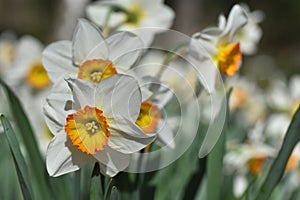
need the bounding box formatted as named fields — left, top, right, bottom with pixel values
left=0, top=79, right=51, bottom=199
left=90, top=175, right=104, bottom=200
left=254, top=105, right=300, bottom=200
left=206, top=88, right=232, bottom=200
left=110, top=186, right=118, bottom=200
left=0, top=114, right=34, bottom=200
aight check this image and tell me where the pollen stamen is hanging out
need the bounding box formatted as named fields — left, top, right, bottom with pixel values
left=90, top=71, right=102, bottom=83
left=85, top=120, right=99, bottom=134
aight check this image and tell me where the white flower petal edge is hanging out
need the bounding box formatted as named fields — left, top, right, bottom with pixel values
left=219, top=4, right=248, bottom=44
left=46, top=130, right=94, bottom=177
left=44, top=79, right=74, bottom=134
left=85, top=1, right=127, bottom=28
left=42, top=40, right=77, bottom=83
left=106, top=31, right=144, bottom=71
left=108, top=116, right=156, bottom=153
left=156, top=120, right=175, bottom=149
left=95, top=74, right=142, bottom=122
left=66, top=74, right=142, bottom=121
left=72, top=19, right=109, bottom=65
left=95, top=146, right=130, bottom=177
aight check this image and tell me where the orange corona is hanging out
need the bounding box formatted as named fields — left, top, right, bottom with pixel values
left=65, top=106, right=110, bottom=154
left=213, top=42, right=241, bottom=76
left=136, top=101, right=161, bottom=133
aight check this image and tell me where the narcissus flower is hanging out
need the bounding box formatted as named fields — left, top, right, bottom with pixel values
left=85, top=0, right=175, bottom=46
left=189, top=4, right=247, bottom=93
left=4, top=35, right=50, bottom=90
left=43, top=18, right=144, bottom=86
left=44, top=74, right=156, bottom=177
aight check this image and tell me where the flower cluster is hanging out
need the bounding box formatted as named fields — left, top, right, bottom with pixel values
left=2, top=1, right=299, bottom=199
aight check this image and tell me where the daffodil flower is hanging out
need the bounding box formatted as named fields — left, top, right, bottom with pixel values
left=85, top=0, right=175, bottom=46
left=44, top=74, right=156, bottom=177
left=189, top=4, right=248, bottom=93
left=4, top=35, right=50, bottom=90
left=43, top=18, right=144, bottom=86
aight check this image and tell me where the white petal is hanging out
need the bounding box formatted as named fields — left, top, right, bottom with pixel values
left=190, top=36, right=218, bottom=59
left=218, top=14, right=226, bottom=30
left=42, top=41, right=77, bottom=83
left=65, top=78, right=96, bottom=108
left=220, top=4, right=248, bottom=43
left=107, top=31, right=144, bottom=71
left=187, top=55, right=217, bottom=94
left=72, top=19, right=109, bottom=65
left=46, top=131, right=93, bottom=177
left=156, top=119, right=175, bottom=148
left=139, top=76, right=173, bottom=108
left=139, top=4, right=175, bottom=30
left=95, top=74, right=142, bottom=122
left=93, top=146, right=130, bottom=177
left=86, top=1, right=127, bottom=28
left=44, top=81, right=74, bottom=134
left=108, top=116, right=156, bottom=154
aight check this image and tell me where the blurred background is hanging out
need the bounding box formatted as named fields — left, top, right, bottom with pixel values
left=0, top=0, right=299, bottom=76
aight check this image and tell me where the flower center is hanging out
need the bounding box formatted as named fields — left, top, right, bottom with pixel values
left=78, top=59, right=117, bottom=84
left=247, top=154, right=267, bottom=176
left=26, top=60, right=51, bottom=90
left=213, top=42, right=241, bottom=76
left=65, top=106, right=110, bottom=154
left=125, top=4, right=145, bottom=27
left=136, top=101, right=161, bottom=133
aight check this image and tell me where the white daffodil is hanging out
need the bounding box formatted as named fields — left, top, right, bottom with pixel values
left=43, top=18, right=144, bottom=87
left=86, top=0, right=175, bottom=46
left=4, top=35, right=50, bottom=90
left=219, top=3, right=264, bottom=55
left=44, top=74, right=156, bottom=177
left=189, top=4, right=248, bottom=93
left=225, top=142, right=276, bottom=197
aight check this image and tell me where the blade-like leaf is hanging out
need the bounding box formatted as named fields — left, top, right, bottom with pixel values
left=0, top=114, right=34, bottom=200
left=254, top=106, right=300, bottom=200
left=0, top=79, right=51, bottom=199
left=110, top=186, right=119, bottom=200
left=206, top=88, right=232, bottom=200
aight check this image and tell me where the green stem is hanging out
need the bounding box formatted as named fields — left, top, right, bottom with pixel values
left=73, top=170, right=81, bottom=200
left=104, top=178, right=113, bottom=200
left=102, top=8, right=114, bottom=36
left=156, top=42, right=189, bottom=79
